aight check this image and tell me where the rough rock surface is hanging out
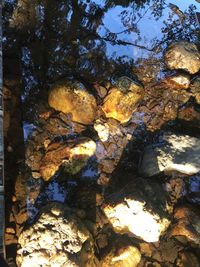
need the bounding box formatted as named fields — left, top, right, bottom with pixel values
left=16, top=203, right=97, bottom=267
left=101, top=244, right=141, bottom=267
left=169, top=205, right=200, bottom=246
left=48, top=80, right=97, bottom=125
left=162, top=74, right=190, bottom=89
left=94, top=120, right=110, bottom=142
left=164, top=42, right=200, bottom=74
left=102, top=76, right=144, bottom=123
left=102, top=179, right=170, bottom=242
left=176, top=251, right=200, bottom=267
left=191, top=76, right=200, bottom=104
left=40, top=138, right=96, bottom=181
left=139, top=133, right=200, bottom=177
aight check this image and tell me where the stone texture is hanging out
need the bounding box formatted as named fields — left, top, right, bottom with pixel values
left=102, top=76, right=144, bottom=123
left=48, top=80, right=97, bottom=125
left=162, top=74, right=190, bottom=89
left=40, top=138, right=96, bottom=181
left=169, top=205, right=200, bottom=246
left=94, top=120, right=110, bottom=142
left=101, top=245, right=141, bottom=267
left=191, top=76, right=200, bottom=104
left=102, top=179, right=170, bottom=242
left=139, top=133, right=200, bottom=177
left=16, top=203, right=97, bottom=267
left=164, top=42, right=200, bottom=74
left=176, top=251, right=200, bottom=267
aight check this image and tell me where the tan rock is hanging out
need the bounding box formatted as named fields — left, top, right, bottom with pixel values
left=164, top=42, right=200, bottom=74
left=102, top=77, right=143, bottom=123
left=94, top=120, right=110, bottom=142
left=170, top=205, right=200, bottom=245
left=16, top=203, right=97, bottom=267
left=48, top=80, right=97, bottom=125
left=40, top=138, right=96, bottom=181
left=101, top=245, right=141, bottom=267
left=162, top=74, right=190, bottom=89
left=102, top=180, right=170, bottom=242
left=176, top=251, right=199, bottom=267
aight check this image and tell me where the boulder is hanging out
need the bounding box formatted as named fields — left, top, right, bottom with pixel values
left=39, top=138, right=96, bottom=181
left=164, top=42, right=200, bottom=74
left=16, top=203, right=97, bottom=267
left=48, top=80, right=97, bottom=125
left=102, top=178, right=170, bottom=242
left=139, top=133, right=200, bottom=177
left=94, top=120, right=110, bottom=142
left=102, top=76, right=144, bottom=123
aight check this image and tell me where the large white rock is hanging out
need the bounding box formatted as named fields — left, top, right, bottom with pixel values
left=164, top=42, right=200, bottom=74
left=140, top=133, right=200, bottom=177
left=102, top=179, right=170, bottom=242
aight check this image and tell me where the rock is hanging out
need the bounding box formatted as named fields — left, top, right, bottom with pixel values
left=102, top=179, right=170, bottom=242
left=139, top=133, right=200, bottom=177
left=48, top=80, right=97, bottom=125
left=191, top=76, right=200, bottom=104
left=94, top=120, right=110, bottom=142
left=93, top=83, right=108, bottom=98
left=39, top=138, right=96, bottom=181
left=16, top=203, right=97, bottom=267
left=165, top=178, right=184, bottom=206
left=162, top=74, right=190, bottom=89
left=178, top=106, right=200, bottom=121
left=169, top=205, right=200, bottom=246
left=183, top=174, right=200, bottom=204
left=176, top=251, right=199, bottom=267
left=101, top=245, right=141, bottom=267
left=164, top=42, right=200, bottom=74
left=102, top=76, right=144, bottom=123
left=96, top=233, right=108, bottom=249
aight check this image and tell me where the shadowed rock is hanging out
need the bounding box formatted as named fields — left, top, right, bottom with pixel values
left=139, top=133, right=200, bottom=177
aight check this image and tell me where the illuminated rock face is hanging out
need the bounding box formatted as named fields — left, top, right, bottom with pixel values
left=101, top=245, right=141, bottom=267
left=39, top=138, right=96, bottom=181
left=94, top=120, right=110, bottom=142
left=16, top=203, right=97, bottom=267
left=103, top=199, right=169, bottom=243
left=48, top=80, right=97, bottom=125
left=162, top=74, right=190, bottom=89
left=164, top=42, right=200, bottom=74
left=140, top=133, right=200, bottom=177
left=102, top=77, right=144, bottom=123
left=102, top=180, right=170, bottom=243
